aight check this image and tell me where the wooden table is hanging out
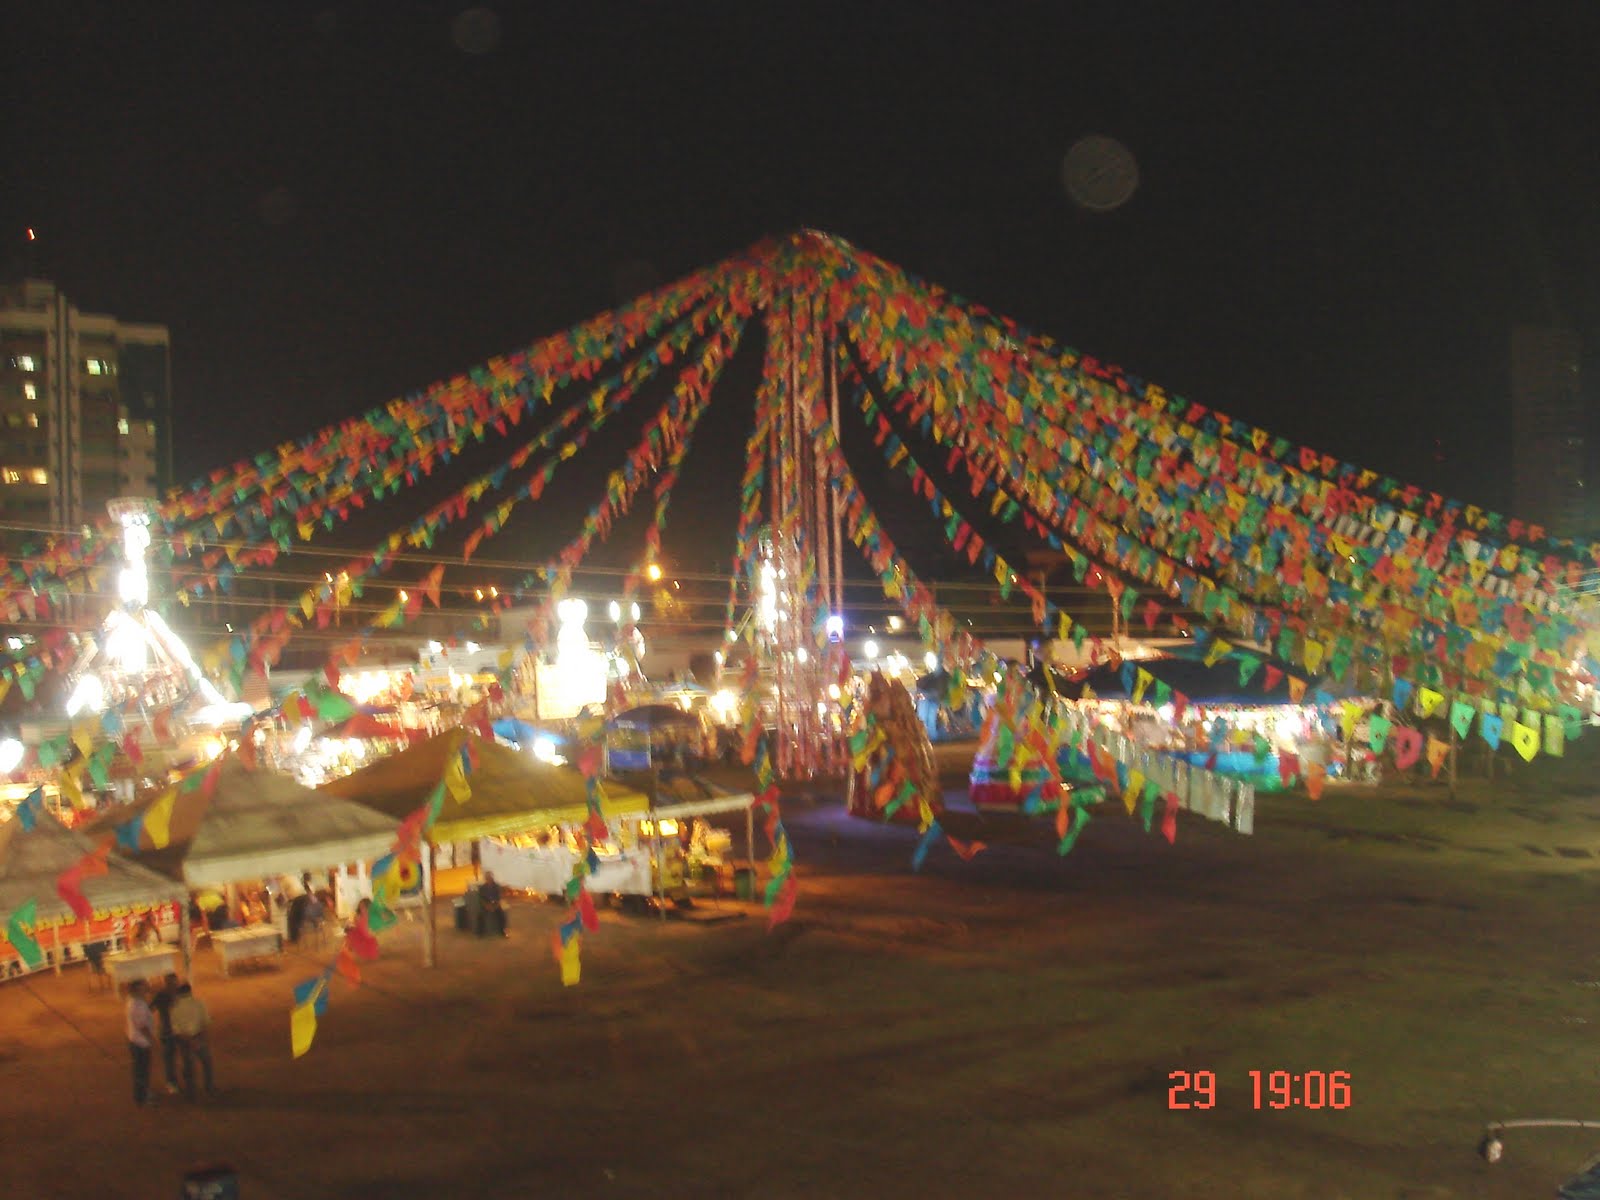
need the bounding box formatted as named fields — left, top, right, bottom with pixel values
left=103, top=946, right=180, bottom=990
left=211, top=927, right=283, bottom=976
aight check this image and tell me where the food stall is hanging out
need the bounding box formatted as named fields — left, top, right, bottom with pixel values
left=480, top=775, right=756, bottom=902
left=0, top=810, right=187, bottom=983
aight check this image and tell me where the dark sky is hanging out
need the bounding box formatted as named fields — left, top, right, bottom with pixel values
left=6, top=0, right=1599, bottom=555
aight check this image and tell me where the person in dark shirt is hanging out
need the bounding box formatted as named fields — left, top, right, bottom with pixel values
left=148, top=972, right=181, bottom=1096
left=478, top=871, right=507, bottom=937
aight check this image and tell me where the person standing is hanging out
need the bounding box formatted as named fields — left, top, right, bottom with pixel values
left=125, top=980, right=156, bottom=1106
left=170, top=982, right=216, bottom=1099
left=478, top=871, right=507, bottom=937
left=149, top=972, right=181, bottom=1095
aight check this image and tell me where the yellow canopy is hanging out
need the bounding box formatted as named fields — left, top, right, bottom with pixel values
left=319, top=731, right=649, bottom=844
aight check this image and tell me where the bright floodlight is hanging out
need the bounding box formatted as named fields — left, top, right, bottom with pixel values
left=863, top=640, right=879, bottom=660
left=608, top=600, right=622, bottom=622
left=924, top=651, right=938, bottom=671
left=292, top=724, right=313, bottom=754
left=66, top=674, right=106, bottom=716
left=825, top=614, right=844, bottom=642
left=0, top=737, right=23, bottom=774
left=645, top=563, right=663, bottom=582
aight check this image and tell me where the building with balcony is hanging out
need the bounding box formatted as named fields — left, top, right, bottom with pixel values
left=0, top=279, right=172, bottom=537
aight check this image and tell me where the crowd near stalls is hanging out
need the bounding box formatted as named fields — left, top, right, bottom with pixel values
left=1055, top=653, right=1323, bottom=791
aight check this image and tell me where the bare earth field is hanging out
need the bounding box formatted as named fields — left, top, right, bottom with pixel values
left=7, top=755, right=1600, bottom=1199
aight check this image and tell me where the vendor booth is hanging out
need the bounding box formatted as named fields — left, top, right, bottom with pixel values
left=83, top=757, right=400, bottom=971
left=480, top=773, right=755, bottom=902
left=321, top=732, right=653, bottom=957
left=0, top=811, right=187, bottom=982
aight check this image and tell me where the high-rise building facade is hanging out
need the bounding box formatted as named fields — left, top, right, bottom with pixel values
left=1510, top=325, right=1585, bottom=538
left=0, top=280, right=172, bottom=536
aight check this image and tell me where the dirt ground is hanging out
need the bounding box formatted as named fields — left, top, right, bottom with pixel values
left=7, top=752, right=1600, bottom=1199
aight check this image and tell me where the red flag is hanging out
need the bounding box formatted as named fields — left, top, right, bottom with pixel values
left=121, top=731, right=143, bottom=766
left=422, top=565, right=444, bottom=608
left=767, top=875, right=797, bottom=928
left=1277, top=751, right=1298, bottom=786
left=333, top=946, right=362, bottom=984
left=56, top=839, right=112, bottom=921
left=576, top=888, right=599, bottom=933
left=344, top=913, right=380, bottom=961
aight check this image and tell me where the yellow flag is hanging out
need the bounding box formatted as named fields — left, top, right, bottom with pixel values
left=1132, top=668, right=1152, bottom=705
left=558, top=935, right=582, bottom=987
left=1203, top=639, right=1232, bottom=668
left=1509, top=722, right=1540, bottom=762
left=290, top=1000, right=319, bottom=1058
left=1287, top=676, right=1306, bottom=703
left=1123, top=770, right=1145, bottom=815
left=71, top=726, right=95, bottom=758
left=444, top=757, right=472, bottom=804
left=1415, top=688, right=1443, bottom=718
left=1303, top=639, right=1326, bottom=675
left=1339, top=701, right=1363, bottom=742
left=58, top=772, right=84, bottom=810
left=144, top=790, right=178, bottom=849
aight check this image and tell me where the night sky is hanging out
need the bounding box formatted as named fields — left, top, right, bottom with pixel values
left=6, top=2, right=1599, bottom=569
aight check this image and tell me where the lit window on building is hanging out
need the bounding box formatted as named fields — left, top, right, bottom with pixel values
left=85, top=358, right=115, bottom=376
left=27, top=413, right=38, bottom=428
left=1, top=467, right=49, bottom=485
left=11, top=356, right=37, bottom=372
left=22, top=382, right=37, bottom=400
left=145, top=421, right=156, bottom=436
left=117, top=418, right=130, bottom=435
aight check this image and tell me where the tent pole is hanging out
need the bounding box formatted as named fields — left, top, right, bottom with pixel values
left=179, top=903, right=192, bottom=979
left=745, top=803, right=754, bottom=876
left=423, top=842, right=437, bottom=969
left=52, top=920, right=61, bottom=976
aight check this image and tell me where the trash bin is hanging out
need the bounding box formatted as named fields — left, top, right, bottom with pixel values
left=182, top=1164, right=238, bottom=1199
left=733, top=867, right=756, bottom=901
left=453, top=899, right=468, bottom=932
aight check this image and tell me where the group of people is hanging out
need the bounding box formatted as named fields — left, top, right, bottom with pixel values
left=124, top=973, right=216, bottom=1106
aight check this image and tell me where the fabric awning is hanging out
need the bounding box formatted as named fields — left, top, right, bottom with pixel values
left=83, top=757, right=400, bottom=888
left=319, top=731, right=650, bottom=844
left=0, top=813, right=187, bottom=928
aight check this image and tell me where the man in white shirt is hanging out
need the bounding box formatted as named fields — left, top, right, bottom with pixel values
left=124, top=979, right=155, bottom=1106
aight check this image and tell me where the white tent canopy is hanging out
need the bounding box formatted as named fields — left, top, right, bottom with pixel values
left=0, top=813, right=186, bottom=929
left=88, top=758, right=401, bottom=889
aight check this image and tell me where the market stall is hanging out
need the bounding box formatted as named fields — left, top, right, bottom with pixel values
left=320, top=732, right=652, bottom=959
left=0, top=810, right=187, bottom=982
left=88, top=756, right=401, bottom=889
left=473, top=773, right=754, bottom=903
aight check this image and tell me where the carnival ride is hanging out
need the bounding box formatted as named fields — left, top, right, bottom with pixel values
left=0, top=229, right=1595, bottom=864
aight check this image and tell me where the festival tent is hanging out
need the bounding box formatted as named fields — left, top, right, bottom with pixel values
left=0, top=810, right=186, bottom=930
left=318, top=731, right=650, bottom=844
left=83, top=758, right=401, bottom=887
